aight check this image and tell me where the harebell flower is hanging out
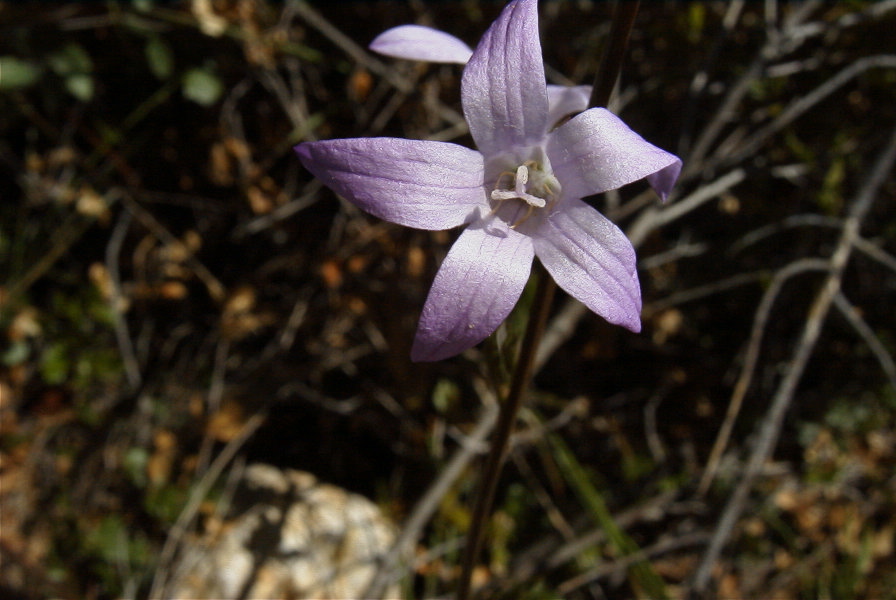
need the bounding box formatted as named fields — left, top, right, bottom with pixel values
left=296, top=0, right=681, bottom=361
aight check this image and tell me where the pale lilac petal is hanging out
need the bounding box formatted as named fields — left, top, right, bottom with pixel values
left=646, top=163, right=682, bottom=203
left=411, top=219, right=534, bottom=361
left=547, top=107, right=682, bottom=201
left=533, top=198, right=641, bottom=332
left=370, top=25, right=473, bottom=64
left=296, top=138, right=486, bottom=230
left=546, top=85, right=591, bottom=127
left=461, top=0, right=548, bottom=157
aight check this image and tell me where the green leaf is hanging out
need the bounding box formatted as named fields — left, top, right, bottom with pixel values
left=85, top=515, right=128, bottom=564
left=84, top=514, right=150, bottom=572
left=124, top=447, right=149, bottom=488
left=548, top=432, right=669, bottom=599
left=818, top=155, right=846, bottom=216
left=65, top=73, right=94, bottom=102
left=145, top=484, right=187, bottom=524
left=432, top=378, right=460, bottom=414
left=41, top=342, right=70, bottom=385
left=48, top=43, right=93, bottom=76
left=145, top=35, right=174, bottom=80
left=182, top=67, right=222, bottom=106
left=0, top=56, right=42, bottom=90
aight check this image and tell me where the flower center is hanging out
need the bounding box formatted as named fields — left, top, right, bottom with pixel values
left=489, top=152, right=561, bottom=228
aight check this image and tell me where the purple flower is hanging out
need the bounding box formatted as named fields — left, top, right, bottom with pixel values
left=370, top=23, right=592, bottom=129
left=370, top=24, right=475, bottom=65
left=296, top=0, right=681, bottom=362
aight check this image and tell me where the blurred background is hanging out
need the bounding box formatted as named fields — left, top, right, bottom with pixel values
left=1, top=1, right=895, bottom=598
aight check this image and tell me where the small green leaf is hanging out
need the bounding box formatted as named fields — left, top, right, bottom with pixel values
left=432, top=378, right=460, bottom=414
left=65, top=73, right=94, bottom=101
left=146, top=484, right=187, bottom=524
left=818, top=156, right=845, bottom=216
left=145, top=35, right=173, bottom=80
left=49, top=43, right=93, bottom=76
left=124, top=447, right=149, bottom=488
left=182, top=67, right=222, bottom=106
left=85, top=515, right=128, bottom=564
left=0, top=56, right=42, bottom=90
left=41, top=343, right=70, bottom=384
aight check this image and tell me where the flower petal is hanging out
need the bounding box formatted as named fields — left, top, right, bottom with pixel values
left=296, top=138, right=486, bottom=230
left=546, top=85, right=591, bottom=127
left=369, top=25, right=473, bottom=64
left=547, top=107, right=682, bottom=201
left=533, top=198, right=641, bottom=332
left=461, top=0, right=548, bottom=157
left=646, top=163, right=682, bottom=203
left=411, top=218, right=534, bottom=361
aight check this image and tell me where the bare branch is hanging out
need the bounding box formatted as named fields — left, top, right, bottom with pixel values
left=832, top=291, right=896, bottom=390
left=106, top=206, right=142, bottom=390
left=690, top=120, right=896, bottom=596
left=697, top=258, right=829, bottom=497
left=150, top=413, right=267, bottom=599
left=628, top=168, right=746, bottom=247
left=720, top=55, right=896, bottom=170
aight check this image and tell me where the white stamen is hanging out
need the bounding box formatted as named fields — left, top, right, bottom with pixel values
left=491, top=189, right=520, bottom=201
left=490, top=164, right=547, bottom=208
left=515, top=165, right=529, bottom=187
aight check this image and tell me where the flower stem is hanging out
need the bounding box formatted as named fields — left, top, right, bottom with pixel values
left=589, top=1, right=641, bottom=109
left=455, top=3, right=640, bottom=599
left=456, top=264, right=555, bottom=600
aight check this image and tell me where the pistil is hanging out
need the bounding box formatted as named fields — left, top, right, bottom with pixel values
left=489, top=158, right=561, bottom=228
left=491, top=165, right=546, bottom=208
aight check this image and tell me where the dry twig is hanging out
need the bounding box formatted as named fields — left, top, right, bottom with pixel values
left=690, top=120, right=896, bottom=597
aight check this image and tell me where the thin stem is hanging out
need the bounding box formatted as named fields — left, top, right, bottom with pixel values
left=456, top=265, right=555, bottom=600
left=454, top=3, right=641, bottom=598
left=590, top=1, right=641, bottom=109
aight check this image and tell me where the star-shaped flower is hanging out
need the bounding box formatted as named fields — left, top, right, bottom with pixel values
left=296, top=0, right=681, bottom=362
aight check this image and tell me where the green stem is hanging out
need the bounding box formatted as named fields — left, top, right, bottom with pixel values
left=455, top=3, right=640, bottom=598
left=456, top=265, right=555, bottom=600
